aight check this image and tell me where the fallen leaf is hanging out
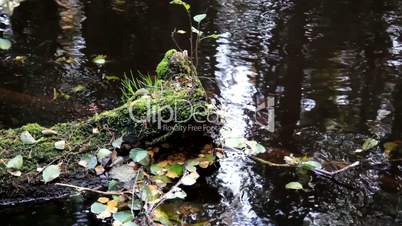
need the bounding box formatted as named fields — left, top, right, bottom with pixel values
left=285, top=181, right=303, bottom=190
left=20, top=131, right=37, bottom=144
left=54, top=140, right=66, bottom=150
left=42, top=165, right=61, bottom=183
left=98, top=197, right=110, bottom=204
left=6, top=154, right=23, bottom=170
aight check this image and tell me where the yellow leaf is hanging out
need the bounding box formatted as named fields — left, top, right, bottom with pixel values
left=199, top=160, right=209, bottom=168
left=98, top=197, right=110, bottom=204
left=166, top=171, right=178, bottom=178
left=107, top=200, right=119, bottom=208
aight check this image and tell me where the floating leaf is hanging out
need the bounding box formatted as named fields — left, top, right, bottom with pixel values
left=108, top=180, right=119, bottom=191
left=97, top=148, right=112, bottom=160
left=122, top=222, right=138, bottom=226
left=72, top=84, right=86, bottom=93
left=153, top=208, right=172, bottom=226
left=90, top=202, right=107, bottom=214
left=98, top=197, right=110, bottom=204
left=384, top=142, right=399, bottom=156
left=20, top=131, right=37, bottom=144
left=106, top=200, right=118, bottom=213
left=165, top=187, right=186, bottom=200
left=78, top=154, right=97, bottom=169
left=95, top=165, right=105, bottom=175
left=0, top=38, right=11, bottom=50
left=245, top=140, right=266, bottom=155
left=93, top=55, right=107, bottom=65
left=152, top=175, right=172, bottom=185
left=302, top=160, right=322, bottom=170
left=166, top=164, right=183, bottom=178
left=112, top=136, right=124, bottom=149
left=113, top=211, right=134, bottom=224
left=105, top=75, right=120, bottom=81
left=42, top=165, right=61, bottom=183
left=6, top=155, right=23, bottom=170
left=109, top=165, right=136, bottom=183
left=225, top=137, right=247, bottom=149
left=129, top=199, right=142, bottom=211
left=285, top=182, right=303, bottom=190
left=362, top=138, right=379, bottom=151
left=193, top=14, right=207, bottom=23
left=129, top=148, right=150, bottom=166
left=54, top=140, right=66, bottom=150
left=150, top=164, right=164, bottom=175
left=181, top=172, right=199, bottom=186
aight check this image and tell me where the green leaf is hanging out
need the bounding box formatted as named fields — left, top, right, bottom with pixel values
left=170, top=0, right=190, bottom=11
left=42, top=165, right=61, bottom=183
left=112, top=136, right=124, bottom=149
left=301, top=160, right=322, bottom=170
left=150, top=164, right=164, bottom=175
left=54, top=140, right=66, bottom=150
left=245, top=140, right=266, bottom=155
left=166, top=164, right=183, bottom=178
left=122, top=222, right=138, bottom=226
left=6, top=155, right=23, bottom=170
left=93, top=55, right=106, bottom=65
left=90, top=202, right=107, bottom=214
left=191, top=26, right=203, bottom=35
left=20, top=131, right=37, bottom=144
left=193, top=14, right=207, bottom=23
left=97, top=148, right=112, bottom=160
left=181, top=172, right=199, bottom=186
left=384, top=142, right=399, bottom=155
left=128, top=199, right=142, bottom=211
left=105, top=75, right=120, bottom=81
left=152, top=175, right=172, bottom=185
left=72, top=84, right=86, bottom=93
left=165, top=187, right=186, bottom=200
left=79, top=154, right=97, bottom=169
left=225, top=137, right=247, bottom=149
left=285, top=182, right=303, bottom=190
left=113, top=211, right=134, bottom=223
left=362, top=138, right=379, bottom=151
left=129, top=148, right=150, bottom=166
left=0, top=38, right=11, bottom=50
left=204, top=34, right=220, bottom=39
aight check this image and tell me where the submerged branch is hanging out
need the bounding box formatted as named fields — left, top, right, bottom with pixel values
left=55, top=183, right=131, bottom=196
left=250, top=155, right=360, bottom=177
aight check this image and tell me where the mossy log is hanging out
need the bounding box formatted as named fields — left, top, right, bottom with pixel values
left=0, top=51, right=214, bottom=199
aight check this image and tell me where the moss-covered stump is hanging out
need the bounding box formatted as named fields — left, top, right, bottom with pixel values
left=0, top=50, right=216, bottom=200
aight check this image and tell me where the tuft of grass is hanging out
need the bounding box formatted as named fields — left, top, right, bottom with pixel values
left=121, top=71, right=163, bottom=102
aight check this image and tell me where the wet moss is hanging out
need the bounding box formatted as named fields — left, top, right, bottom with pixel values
left=156, top=49, right=177, bottom=78
left=0, top=50, right=212, bottom=196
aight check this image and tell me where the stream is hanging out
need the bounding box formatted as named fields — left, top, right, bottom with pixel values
left=1, top=0, right=402, bottom=225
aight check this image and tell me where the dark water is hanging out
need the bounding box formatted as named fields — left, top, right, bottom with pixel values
left=1, top=0, right=402, bottom=225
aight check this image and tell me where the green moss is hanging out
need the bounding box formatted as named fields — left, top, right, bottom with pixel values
left=0, top=50, right=212, bottom=196
left=156, top=49, right=177, bottom=78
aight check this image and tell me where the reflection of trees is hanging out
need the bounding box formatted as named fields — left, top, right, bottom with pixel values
left=55, top=0, right=86, bottom=69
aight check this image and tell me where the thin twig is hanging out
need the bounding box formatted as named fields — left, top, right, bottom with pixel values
left=55, top=183, right=131, bottom=195
left=131, top=167, right=143, bottom=218
left=249, top=156, right=293, bottom=167
left=148, top=171, right=189, bottom=213
left=171, top=28, right=183, bottom=52
left=313, top=161, right=360, bottom=176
